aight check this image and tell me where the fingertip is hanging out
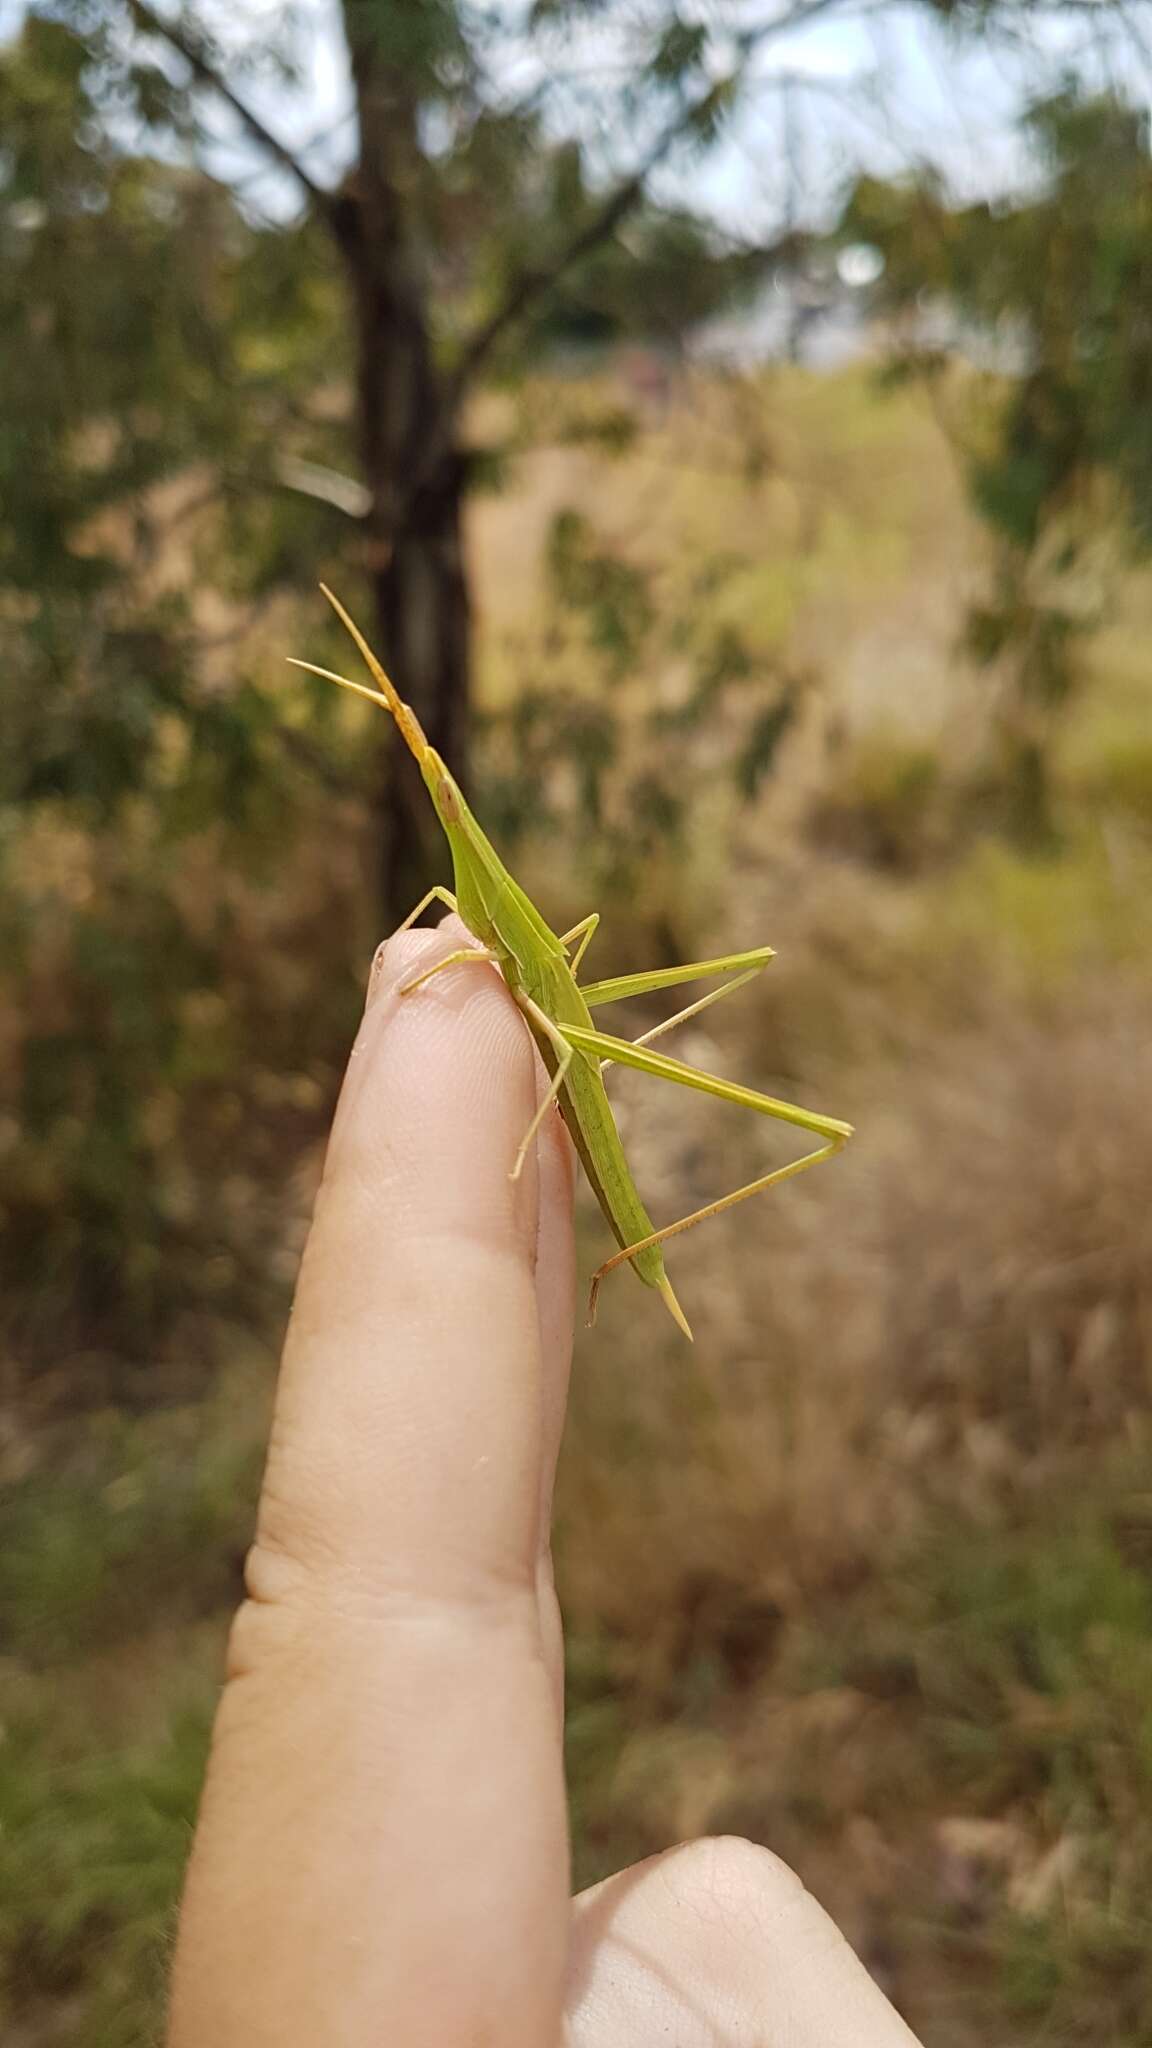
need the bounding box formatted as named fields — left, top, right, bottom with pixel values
left=332, top=918, right=535, bottom=1195
left=361, top=915, right=477, bottom=1017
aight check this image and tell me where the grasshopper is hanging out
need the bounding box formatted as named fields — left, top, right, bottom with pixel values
left=291, top=589, right=853, bottom=1339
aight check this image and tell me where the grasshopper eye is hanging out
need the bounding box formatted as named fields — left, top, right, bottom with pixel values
left=438, top=777, right=461, bottom=823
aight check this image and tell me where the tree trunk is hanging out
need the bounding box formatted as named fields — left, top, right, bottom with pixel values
left=372, top=454, right=471, bottom=922
left=333, top=6, right=472, bottom=926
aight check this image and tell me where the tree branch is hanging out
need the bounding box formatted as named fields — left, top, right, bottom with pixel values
left=449, top=0, right=871, bottom=393
left=275, top=456, right=371, bottom=518
left=449, top=108, right=701, bottom=396
left=124, top=0, right=337, bottom=217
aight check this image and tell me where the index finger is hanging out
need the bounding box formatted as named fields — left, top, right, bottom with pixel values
left=168, top=923, right=575, bottom=2048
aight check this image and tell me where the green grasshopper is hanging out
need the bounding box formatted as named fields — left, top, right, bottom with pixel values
left=292, top=589, right=853, bottom=1340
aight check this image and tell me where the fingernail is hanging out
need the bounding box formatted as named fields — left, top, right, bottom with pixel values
left=364, top=938, right=392, bottom=1011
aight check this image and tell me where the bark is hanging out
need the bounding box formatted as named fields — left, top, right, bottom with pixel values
left=333, top=6, right=471, bottom=925
left=373, top=452, right=472, bottom=920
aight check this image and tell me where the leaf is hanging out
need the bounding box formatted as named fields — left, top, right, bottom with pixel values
left=736, top=691, right=799, bottom=800
left=651, top=19, right=708, bottom=86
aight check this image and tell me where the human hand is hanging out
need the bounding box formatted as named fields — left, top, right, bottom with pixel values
left=167, top=918, right=923, bottom=2047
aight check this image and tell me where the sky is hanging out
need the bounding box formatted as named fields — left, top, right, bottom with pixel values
left=5, top=0, right=1151, bottom=235
left=192, top=0, right=1152, bottom=232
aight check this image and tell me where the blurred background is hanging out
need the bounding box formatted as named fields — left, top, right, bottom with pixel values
left=3, top=0, right=1152, bottom=2040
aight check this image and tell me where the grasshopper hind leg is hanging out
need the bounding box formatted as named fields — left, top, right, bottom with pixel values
left=587, top=1133, right=848, bottom=1329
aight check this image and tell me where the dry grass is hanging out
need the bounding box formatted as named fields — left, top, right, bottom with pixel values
left=554, top=835, right=1152, bottom=2041
left=561, top=876, right=1152, bottom=1594
left=474, top=364, right=976, bottom=734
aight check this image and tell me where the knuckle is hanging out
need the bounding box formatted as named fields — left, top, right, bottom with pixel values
left=225, top=1535, right=544, bottom=1688
left=662, top=1834, right=807, bottom=1926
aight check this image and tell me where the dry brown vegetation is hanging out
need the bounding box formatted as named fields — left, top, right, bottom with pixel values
left=561, top=891, right=1152, bottom=2035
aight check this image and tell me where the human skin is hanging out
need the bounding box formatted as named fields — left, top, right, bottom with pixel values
left=167, top=917, right=924, bottom=2048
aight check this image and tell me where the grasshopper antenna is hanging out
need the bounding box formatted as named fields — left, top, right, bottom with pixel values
left=286, top=587, right=431, bottom=764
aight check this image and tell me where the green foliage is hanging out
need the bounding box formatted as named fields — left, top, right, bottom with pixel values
left=736, top=693, right=800, bottom=799
left=1078, top=731, right=1152, bottom=830
left=0, top=1374, right=267, bottom=2043
left=808, top=734, right=944, bottom=870
left=844, top=83, right=1152, bottom=843
left=0, top=19, right=345, bottom=601
left=838, top=1517, right=1152, bottom=2038
left=0, top=19, right=364, bottom=1390
left=0, top=1704, right=212, bottom=2047
left=892, top=1522, right=1152, bottom=1717
left=529, top=207, right=768, bottom=357
left=0, top=1402, right=262, bottom=1661
left=480, top=509, right=807, bottom=895
left=546, top=508, right=656, bottom=676
left=0, top=749, right=359, bottom=1390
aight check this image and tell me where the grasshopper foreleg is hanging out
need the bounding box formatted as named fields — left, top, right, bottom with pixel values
left=397, top=947, right=497, bottom=998
left=395, top=884, right=459, bottom=933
